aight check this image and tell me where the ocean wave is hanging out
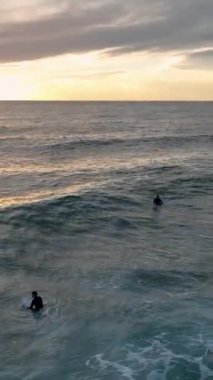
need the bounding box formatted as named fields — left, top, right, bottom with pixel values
left=0, top=163, right=212, bottom=216
left=35, top=133, right=213, bottom=152
left=125, top=268, right=209, bottom=291
left=0, top=190, right=139, bottom=225
left=86, top=335, right=213, bottom=380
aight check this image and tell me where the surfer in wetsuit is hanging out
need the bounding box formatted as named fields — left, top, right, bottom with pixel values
left=153, top=195, right=163, bottom=206
left=29, top=291, right=43, bottom=311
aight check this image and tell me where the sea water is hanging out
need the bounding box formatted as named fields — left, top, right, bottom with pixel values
left=0, top=101, right=212, bottom=380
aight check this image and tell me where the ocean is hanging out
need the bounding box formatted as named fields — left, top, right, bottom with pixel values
left=0, top=101, right=212, bottom=380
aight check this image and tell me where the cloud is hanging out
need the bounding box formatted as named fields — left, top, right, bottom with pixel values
left=180, top=49, right=213, bottom=70
left=0, top=0, right=212, bottom=63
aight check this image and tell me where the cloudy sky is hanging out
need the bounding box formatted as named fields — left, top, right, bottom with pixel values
left=0, top=0, right=213, bottom=100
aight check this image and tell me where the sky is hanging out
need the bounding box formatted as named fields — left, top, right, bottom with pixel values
left=0, top=0, right=213, bottom=100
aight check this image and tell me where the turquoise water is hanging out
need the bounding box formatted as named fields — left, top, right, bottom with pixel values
left=0, top=102, right=213, bottom=380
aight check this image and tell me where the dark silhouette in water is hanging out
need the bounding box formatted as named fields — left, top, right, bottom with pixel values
left=28, top=291, right=43, bottom=311
left=153, top=195, right=163, bottom=206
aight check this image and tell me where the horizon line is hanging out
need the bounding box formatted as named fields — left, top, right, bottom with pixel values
left=0, top=99, right=213, bottom=102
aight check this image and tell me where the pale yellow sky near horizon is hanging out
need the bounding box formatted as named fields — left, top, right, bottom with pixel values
left=0, top=0, right=213, bottom=100
left=1, top=51, right=213, bottom=101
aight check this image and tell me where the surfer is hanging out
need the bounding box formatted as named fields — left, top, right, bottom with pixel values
left=153, top=195, right=163, bottom=206
left=28, top=291, right=43, bottom=311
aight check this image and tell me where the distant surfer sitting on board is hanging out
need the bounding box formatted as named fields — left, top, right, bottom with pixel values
left=153, top=195, right=163, bottom=206
left=28, top=291, right=43, bottom=311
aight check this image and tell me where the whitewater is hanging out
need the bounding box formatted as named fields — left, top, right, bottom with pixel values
left=0, top=101, right=212, bottom=380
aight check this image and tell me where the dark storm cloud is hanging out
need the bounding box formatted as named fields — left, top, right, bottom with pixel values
left=0, top=0, right=212, bottom=63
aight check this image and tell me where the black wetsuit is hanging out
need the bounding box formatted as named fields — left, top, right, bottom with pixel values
left=153, top=197, right=163, bottom=206
left=29, top=296, right=43, bottom=311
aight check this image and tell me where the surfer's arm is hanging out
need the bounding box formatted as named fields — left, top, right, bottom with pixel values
left=28, top=300, right=34, bottom=309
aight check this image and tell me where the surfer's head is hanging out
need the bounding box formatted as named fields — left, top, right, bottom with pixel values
left=32, top=291, right=38, bottom=298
